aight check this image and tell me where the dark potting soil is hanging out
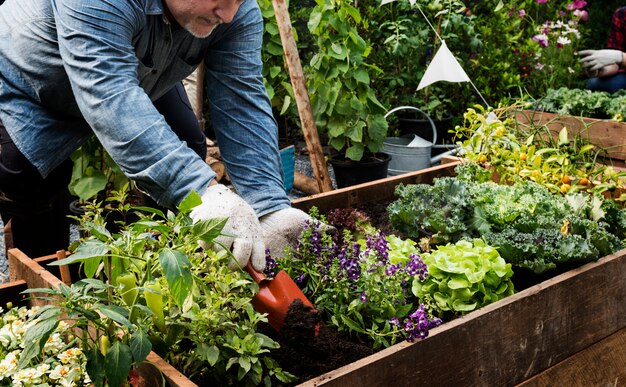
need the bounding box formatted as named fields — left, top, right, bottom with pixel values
left=267, top=300, right=373, bottom=385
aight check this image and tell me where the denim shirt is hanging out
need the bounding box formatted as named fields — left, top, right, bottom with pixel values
left=0, top=0, right=290, bottom=215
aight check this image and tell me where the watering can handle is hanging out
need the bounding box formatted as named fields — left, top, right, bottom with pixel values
left=384, top=106, right=437, bottom=145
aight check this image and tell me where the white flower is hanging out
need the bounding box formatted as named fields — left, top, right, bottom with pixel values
left=12, top=366, right=45, bottom=386
left=50, top=364, right=81, bottom=387
left=58, top=348, right=84, bottom=365
left=49, top=364, right=72, bottom=380
left=557, top=36, right=572, bottom=46
left=0, top=350, right=19, bottom=379
left=44, top=332, right=67, bottom=354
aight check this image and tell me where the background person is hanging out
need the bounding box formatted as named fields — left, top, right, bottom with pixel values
left=579, top=6, right=626, bottom=93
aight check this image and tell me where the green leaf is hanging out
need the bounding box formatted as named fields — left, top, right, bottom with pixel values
left=345, top=121, right=364, bottom=143
left=353, top=68, right=370, bottom=84
left=345, top=143, right=365, bottom=161
left=178, top=191, right=202, bottom=213
left=158, top=249, right=193, bottom=309
left=105, top=341, right=133, bottom=387
left=191, top=217, right=227, bottom=245
left=51, top=239, right=109, bottom=265
left=197, top=343, right=220, bottom=366
left=307, top=9, right=322, bottom=33
left=130, top=329, right=152, bottom=364
left=97, top=304, right=131, bottom=327
left=340, top=314, right=367, bottom=333
left=86, top=346, right=106, bottom=387
left=18, top=317, right=59, bottom=369
left=366, top=114, right=388, bottom=143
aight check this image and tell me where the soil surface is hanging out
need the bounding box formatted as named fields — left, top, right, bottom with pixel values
left=266, top=300, right=373, bottom=385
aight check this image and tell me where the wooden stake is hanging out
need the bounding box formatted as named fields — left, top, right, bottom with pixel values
left=271, top=0, right=334, bottom=193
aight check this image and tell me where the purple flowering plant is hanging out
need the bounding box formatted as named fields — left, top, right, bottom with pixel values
left=271, top=208, right=441, bottom=349
left=525, top=0, right=587, bottom=94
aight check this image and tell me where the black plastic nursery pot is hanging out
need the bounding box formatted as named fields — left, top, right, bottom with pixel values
left=328, top=152, right=391, bottom=188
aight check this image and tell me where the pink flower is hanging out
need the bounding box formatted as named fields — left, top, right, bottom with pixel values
left=518, top=9, right=526, bottom=18
left=573, top=9, right=588, bottom=21
left=533, top=34, right=549, bottom=48
left=567, top=1, right=587, bottom=10
left=536, top=0, right=547, bottom=3
left=535, top=63, right=545, bottom=70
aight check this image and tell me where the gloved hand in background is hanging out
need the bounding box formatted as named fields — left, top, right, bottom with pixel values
left=260, top=207, right=332, bottom=259
left=579, top=49, right=624, bottom=71
left=190, top=184, right=266, bottom=271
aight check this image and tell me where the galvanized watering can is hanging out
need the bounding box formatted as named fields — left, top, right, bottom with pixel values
left=383, top=106, right=459, bottom=176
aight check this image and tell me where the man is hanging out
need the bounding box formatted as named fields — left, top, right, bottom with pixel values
left=579, top=6, right=626, bottom=93
left=0, top=0, right=310, bottom=271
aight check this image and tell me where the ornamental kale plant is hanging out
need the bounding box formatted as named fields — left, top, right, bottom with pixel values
left=413, top=239, right=515, bottom=317
left=535, top=87, right=626, bottom=121
left=274, top=214, right=441, bottom=349
left=388, top=170, right=626, bottom=274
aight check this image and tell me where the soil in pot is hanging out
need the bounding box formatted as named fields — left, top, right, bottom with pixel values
left=329, top=152, right=391, bottom=188
left=263, top=300, right=374, bottom=385
left=69, top=191, right=152, bottom=235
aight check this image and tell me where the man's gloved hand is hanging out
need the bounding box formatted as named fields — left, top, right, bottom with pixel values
left=190, top=184, right=265, bottom=271
left=260, top=207, right=326, bottom=259
left=579, top=49, right=623, bottom=71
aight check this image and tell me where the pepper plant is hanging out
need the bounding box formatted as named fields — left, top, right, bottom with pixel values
left=454, top=103, right=626, bottom=201
left=22, top=191, right=295, bottom=386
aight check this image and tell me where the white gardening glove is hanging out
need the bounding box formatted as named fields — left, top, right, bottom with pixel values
left=579, top=49, right=623, bottom=71
left=260, top=208, right=319, bottom=259
left=190, top=184, right=266, bottom=271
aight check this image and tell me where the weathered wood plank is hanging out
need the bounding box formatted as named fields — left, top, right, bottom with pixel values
left=516, top=327, right=626, bottom=387
left=298, top=228, right=626, bottom=386
left=291, top=162, right=459, bottom=213
left=8, top=249, right=63, bottom=307
left=514, top=110, right=626, bottom=160
left=0, top=280, right=29, bottom=308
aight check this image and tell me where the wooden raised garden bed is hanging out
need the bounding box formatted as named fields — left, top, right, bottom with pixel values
left=514, top=109, right=626, bottom=163
left=5, top=248, right=197, bottom=387
left=291, top=162, right=626, bottom=386
left=6, top=162, right=625, bottom=386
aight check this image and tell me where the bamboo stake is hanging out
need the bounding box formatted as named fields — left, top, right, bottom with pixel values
left=271, top=0, right=334, bottom=193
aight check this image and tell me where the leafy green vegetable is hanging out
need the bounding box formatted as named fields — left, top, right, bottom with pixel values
left=412, top=239, right=514, bottom=316
left=389, top=167, right=626, bottom=274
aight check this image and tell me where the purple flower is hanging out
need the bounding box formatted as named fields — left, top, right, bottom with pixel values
left=536, top=0, right=547, bottom=3
left=518, top=9, right=526, bottom=18
left=404, top=253, right=429, bottom=281
left=389, top=317, right=400, bottom=326
left=403, top=304, right=443, bottom=342
left=338, top=242, right=361, bottom=281
left=385, top=263, right=401, bottom=276
left=264, top=249, right=277, bottom=277
left=360, top=291, right=367, bottom=302
left=365, top=233, right=390, bottom=264
left=532, top=33, right=549, bottom=47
